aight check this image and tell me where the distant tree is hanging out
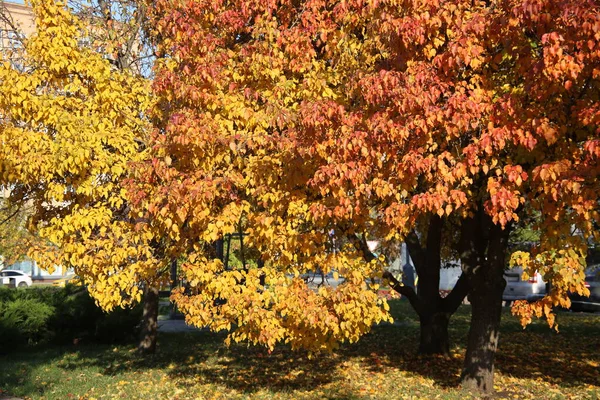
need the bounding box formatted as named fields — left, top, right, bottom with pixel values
left=0, top=198, right=34, bottom=266
left=0, top=0, right=164, bottom=353
left=67, top=0, right=154, bottom=75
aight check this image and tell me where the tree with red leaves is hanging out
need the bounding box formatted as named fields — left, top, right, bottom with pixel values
left=136, top=0, right=600, bottom=393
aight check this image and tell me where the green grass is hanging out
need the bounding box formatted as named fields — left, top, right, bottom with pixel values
left=1, top=301, right=599, bottom=399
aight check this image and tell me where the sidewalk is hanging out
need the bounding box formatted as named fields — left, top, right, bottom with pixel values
left=156, top=316, right=413, bottom=333
left=157, top=317, right=202, bottom=333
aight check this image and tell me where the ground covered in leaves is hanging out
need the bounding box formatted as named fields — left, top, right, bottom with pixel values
left=1, top=301, right=598, bottom=399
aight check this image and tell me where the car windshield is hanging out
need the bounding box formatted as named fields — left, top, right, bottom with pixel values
left=504, top=267, right=524, bottom=274
left=1, top=271, right=24, bottom=276
left=585, top=265, right=599, bottom=279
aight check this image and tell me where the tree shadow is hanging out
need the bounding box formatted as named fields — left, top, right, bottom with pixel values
left=362, top=306, right=600, bottom=390
left=2, top=303, right=599, bottom=398
left=493, top=313, right=600, bottom=388
left=169, top=343, right=341, bottom=393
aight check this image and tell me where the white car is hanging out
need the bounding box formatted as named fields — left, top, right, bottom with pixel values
left=0, top=270, right=33, bottom=287
left=503, top=267, right=546, bottom=302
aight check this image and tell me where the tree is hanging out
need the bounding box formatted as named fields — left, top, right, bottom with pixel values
left=66, top=0, right=154, bottom=75
left=0, top=198, right=35, bottom=266
left=324, top=0, right=599, bottom=391
left=135, top=0, right=395, bottom=352
left=139, top=0, right=468, bottom=354
left=137, top=0, right=470, bottom=361
left=0, top=0, right=161, bottom=352
left=138, top=0, right=599, bottom=394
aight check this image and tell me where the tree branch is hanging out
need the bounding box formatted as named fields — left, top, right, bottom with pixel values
left=383, top=271, right=422, bottom=315
left=0, top=2, right=23, bottom=37
left=346, top=232, right=376, bottom=262
left=0, top=204, right=22, bottom=226
left=441, top=272, right=469, bottom=313
left=405, top=229, right=425, bottom=274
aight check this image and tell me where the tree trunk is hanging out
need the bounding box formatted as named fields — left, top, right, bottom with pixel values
left=138, top=284, right=159, bottom=355
left=460, top=214, right=510, bottom=393
left=384, top=216, right=470, bottom=356
left=412, top=216, right=451, bottom=355
left=461, top=277, right=504, bottom=392
left=386, top=269, right=468, bottom=356
left=419, top=311, right=450, bottom=355
left=169, top=258, right=178, bottom=319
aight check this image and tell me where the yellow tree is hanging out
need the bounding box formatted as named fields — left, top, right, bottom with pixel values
left=0, top=198, right=36, bottom=266
left=132, top=0, right=394, bottom=353
left=0, top=0, right=162, bottom=353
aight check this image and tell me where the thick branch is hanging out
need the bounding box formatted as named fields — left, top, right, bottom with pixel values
left=383, top=271, right=422, bottom=315
left=405, top=229, right=425, bottom=274
left=425, top=215, right=443, bottom=269
left=459, top=208, right=487, bottom=278
left=346, top=232, right=376, bottom=263
left=441, top=272, right=470, bottom=313
left=419, top=215, right=443, bottom=297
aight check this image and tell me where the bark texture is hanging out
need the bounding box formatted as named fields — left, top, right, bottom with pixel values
left=381, top=216, right=470, bottom=355
left=418, top=311, right=451, bottom=355
left=459, top=212, right=510, bottom=393
left=138, top=284, right=159, bottom=355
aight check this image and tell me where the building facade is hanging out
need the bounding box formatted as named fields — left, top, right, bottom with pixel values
left=0, top=1, right=35, bottom=51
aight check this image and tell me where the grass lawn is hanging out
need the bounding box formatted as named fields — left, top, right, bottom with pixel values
left=1, top=300, right=599, bottom=399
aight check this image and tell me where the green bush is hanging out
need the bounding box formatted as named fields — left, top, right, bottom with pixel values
left=0, top=298, right=54, bottom=352
left=95, top=303, right=142, bottom=343
left=0, top=285, right=142, bottom=351
left=0, top=286, right=17, bottom=303
left=47, top=286, right=103, bottom=343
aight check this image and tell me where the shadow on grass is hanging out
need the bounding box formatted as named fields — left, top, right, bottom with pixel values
left=348, top=304, right=600, bottom=390
left=494, top=310, right=600, bottom=388
left=1, top=300, right=599, bottom=398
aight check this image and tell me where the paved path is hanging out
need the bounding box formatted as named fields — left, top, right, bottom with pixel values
left=156, top=317, right=412, bottom=333
left=157, top=318, right=202, bottom=333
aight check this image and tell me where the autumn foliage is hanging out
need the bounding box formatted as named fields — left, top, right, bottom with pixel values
left=137, top=0, right=600, bottom=355
left=0, top=0, right=598, bottom=393
left=0, top=0, right=155, bottom=310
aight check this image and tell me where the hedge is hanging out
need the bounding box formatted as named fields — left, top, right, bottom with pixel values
left=0, top=285, right=142, bottom=353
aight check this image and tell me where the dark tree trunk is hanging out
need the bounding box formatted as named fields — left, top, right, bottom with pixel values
left=459, top=213, right=510, bottom=393
left=415, top=278, right=470, bottom=356
left=419, top=311, right=450, bottom=355
left=384, top=271, right=453, bottom=355
left=461, top=277, right=504, bottom=392
left=413, top=216, right=459, bottom=356
left=384, top=216, right=470, bottom=356
left=349, top=215, right=471, bottom=356
left=169, top=258, right=178, bottom=319
left=138, top=284, right=159, bottom=355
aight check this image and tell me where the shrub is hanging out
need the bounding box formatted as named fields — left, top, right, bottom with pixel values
left=0, top=285, right=142, bottom=350
left=0, top=286, right=17, bottom=303
left=47, top=286, right=103, bottom=343
left=0, top=298, right=54, bottom=352
left=95, top=303, right=142, bottom=343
